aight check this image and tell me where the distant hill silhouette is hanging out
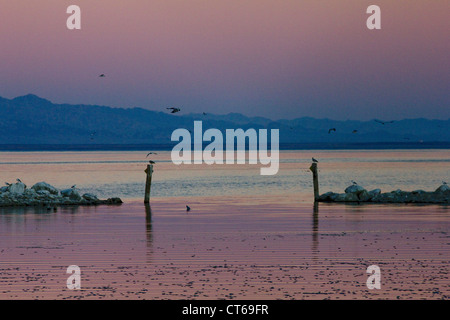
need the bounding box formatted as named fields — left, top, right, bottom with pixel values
left=0, top=94, right=449, bottom=145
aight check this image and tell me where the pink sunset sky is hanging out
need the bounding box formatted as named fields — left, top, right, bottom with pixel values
left=0, top=0, right=448, bottom=120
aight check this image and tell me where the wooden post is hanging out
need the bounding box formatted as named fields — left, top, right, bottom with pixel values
left=309, top=162, right=319, bottom=202
left=144, top=164, right=153, bottom=204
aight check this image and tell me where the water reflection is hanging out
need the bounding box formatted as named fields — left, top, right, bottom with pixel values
left=145, top=203, right=153, bottom=244
left=312, top=202, right=319, bottom=255
left=0, top=205, right=82, bottom=217
left=145, top=203, right=153, bottom=263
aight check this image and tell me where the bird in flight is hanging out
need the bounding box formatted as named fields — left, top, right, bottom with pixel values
left=374, top=119, right=394, bottom=125
left=186, top=205, right=191, bottom=212
left=328, top=128, right=336, bottom=134
left=167, top=107, right=181, bottom=114
left=146, top=152, right=157, bottom=157
left=312, top=157, right=318, bottom=163
left=99, top=74, right=106, bottom=78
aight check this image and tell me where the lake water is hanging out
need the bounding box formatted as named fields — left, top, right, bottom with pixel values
left=0, top=149, right=449, bottom=300
left=0, top=149, right=449, bottom=200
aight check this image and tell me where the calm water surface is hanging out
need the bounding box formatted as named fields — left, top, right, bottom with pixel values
left=0, top=149, right=449, bottom=299
left=0, top=149, right=449, bottom=199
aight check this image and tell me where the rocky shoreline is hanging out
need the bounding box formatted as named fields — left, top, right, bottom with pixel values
left=318, top=183, right=450, bottom=204
left=0, top=181, right=122, bottom=207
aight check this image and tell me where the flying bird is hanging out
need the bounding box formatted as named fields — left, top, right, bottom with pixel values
left=328, top=128, right=336, bottom=134
left=146, top=152, right=157, bottom=157
left=374, top=119, right=394, bottom=125
left=99, top=74, right=106, bottom=78
left=186, top=205, right=191, bottom=212
left=167, top=107, right=181, bottom=114
left=312, top=157, right=318, bottom=163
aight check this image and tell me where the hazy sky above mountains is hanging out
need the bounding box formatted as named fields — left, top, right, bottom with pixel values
left=0, top=1, right=448, bottom=120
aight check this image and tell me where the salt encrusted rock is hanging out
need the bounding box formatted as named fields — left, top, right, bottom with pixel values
left=36, top=189, right=50, bottom=196
left=368, top=189, right=381, bottom=198
left=335, top=193, right=359, bottom=202
left=318, top=185, right=449, bottom=204
left=435, top=184, right=450, bottom=193
left=82, top=193, right=99, bottom=202
left=318, top=192, right=335, bottom=201
left=357, top=190, right=371, bottom=201
left=0, top=183, right=122, bottom=207
left=368, top=189, right=381, bottom=196
left=344, top=184, right=366, bottom=194
left=105, top=197, right=123, bottom=204
left=8, top=182, right=26, bottom=194
left=61, top=188, right=81, bottom=201
left=31, top=182, right=59, bottom=195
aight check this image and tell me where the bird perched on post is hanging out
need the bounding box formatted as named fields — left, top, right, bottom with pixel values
left=312, top=157, right=318, bottom=163
left=167, top=107, right=181, bottom=114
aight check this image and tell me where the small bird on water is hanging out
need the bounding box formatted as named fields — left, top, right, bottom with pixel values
left=312, top=157, right=318, bottom=163
left=186, top=205, right=191, bottom=212
left=328, top=128, right=336, bottom=134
